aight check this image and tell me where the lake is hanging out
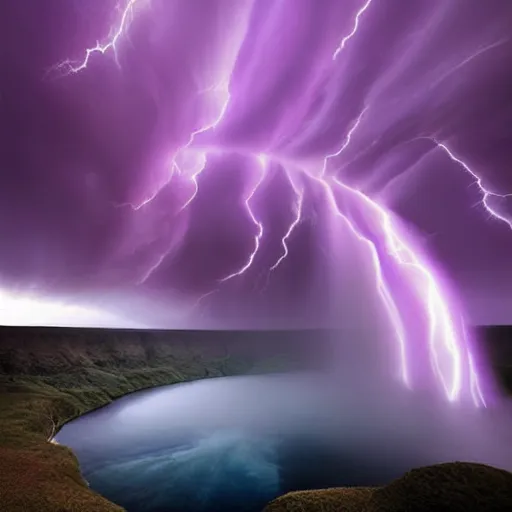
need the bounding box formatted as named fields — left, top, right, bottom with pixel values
left=56, top=373, right=512, bottom=512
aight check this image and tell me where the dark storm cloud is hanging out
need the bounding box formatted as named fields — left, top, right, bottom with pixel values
left=0, top=0, right=511, bottom=327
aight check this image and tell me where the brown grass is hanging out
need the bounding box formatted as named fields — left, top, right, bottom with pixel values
left=0, top=446, right=123, bottom=512
left=264, top=462, right=512, bottom=512
left=264, top=486, right=376, bottom=511
left=367, top=461, right=512, bottom=512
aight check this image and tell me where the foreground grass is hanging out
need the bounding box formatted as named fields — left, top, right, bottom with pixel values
left=264, top=487, right=375, bottom=512
left=264, top=463, right=512, bottom=512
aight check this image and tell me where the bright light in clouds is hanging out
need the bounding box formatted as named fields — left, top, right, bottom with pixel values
left=0, top=290, right=142, bottom=328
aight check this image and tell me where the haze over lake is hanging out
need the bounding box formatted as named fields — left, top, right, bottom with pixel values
left=57, top=372, right=512, bottom=512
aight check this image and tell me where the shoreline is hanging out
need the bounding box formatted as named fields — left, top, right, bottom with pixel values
left=1, top=372, right=233, bottom=511
left=48, top=374, right=233, bottom=443
left=0, top=332, right=295, bottom=511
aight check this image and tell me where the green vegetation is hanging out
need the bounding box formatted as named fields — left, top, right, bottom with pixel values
left=0, top=330, right=287, bottom=511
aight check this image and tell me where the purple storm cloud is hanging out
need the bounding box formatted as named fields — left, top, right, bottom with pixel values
left=1, top=0, right=512, bottom=404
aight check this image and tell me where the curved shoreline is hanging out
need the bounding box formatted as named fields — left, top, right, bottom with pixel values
left=0, top=375, right=227, bottom=511
left=0, top=339, right=278, bottom=511
left=50, top=375, right=226, bottom=443
left=3, top=370, right=281, bottom=510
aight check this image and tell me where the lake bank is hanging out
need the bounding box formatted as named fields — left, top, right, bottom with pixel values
left=0, top=327, right=313, bottom=511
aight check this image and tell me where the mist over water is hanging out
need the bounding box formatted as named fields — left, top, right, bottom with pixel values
left=57, top=368, right=512, bottom=512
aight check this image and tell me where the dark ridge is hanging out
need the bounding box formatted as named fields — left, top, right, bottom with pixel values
left=475, top=325, right=512, bottom=393
left=1, top=324, right=510, bottom=382
left=0, top=327, right=335, bottom=376
left=476, top=325, right=512, bottom=358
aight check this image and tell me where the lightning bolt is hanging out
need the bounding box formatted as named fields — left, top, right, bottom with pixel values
left=311, top=173, right=410, bottom=388
left=280, top=0, right=372, bottom=154
left=54, top=0, right=141, bottom=75
left=468, top=353, right=486, bottom=408
left=327, top=3, right=491, bottom=404
left=257, top=165, right=304, bottom=292
left=135, top=153, right=209, bottom=284
left=115, top=78, right=231, bottom=214
left=191, top=289, right=220, bottom=316
left=303, top=103, right=410, bottom=389
left=320, top=107, right=368, bottom=177
left=135, top=88, right=228, bottom=282
left=269, top=182, right=304, bottom=272
left=318, top=133, right=510, bottom=406
left=122, top=55, right=234, bottom=213
left=304, top=89, right=476, bottom=402
left=177, top=153, right=208, bottom=213
left=55, top=1, right=242, bottom=211
left=462, top=320, right=486, bottom=408
left=54, top=0, right=491, bottom=407
left=127, top=80, right=232, bottom=212
left=433, top=141, right=512, bottom=230
left=137, top=252, right=168, bottom=285
left=176, top=81, right=231, bottom=213
left=219, top=154, right=267, bottom=283
left=117, top=161, right=180, bottom=212
left=333, top=176, right=464, bottom=401
left=332, top=0, right=373, bottom=61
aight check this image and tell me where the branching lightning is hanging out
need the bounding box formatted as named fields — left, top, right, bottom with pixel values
left=130, top=82, right=232, bottom=282
left=53, top=0, right=498, bottom=407
left=433, top=140, right=512, bottom=230
left=219, top=154, right=267, bottom=283
left=269, top=184, right=304, bottom=272
left=137, top=251, right=168, bottom=286
left=320, top=107, right=368, bottom=177
left=55, top=0, right=141, bottom=75
left=328, top=0, right=488, bottom=405
left=177, top=154, right=208, bottom=213
left=462, top=320, right=487, bottom=408
left=53, top=0, right=235, bottom=213
left=132, top=80, right=232, bottom=212
left=334, top=176, right=465, bottom=401
left=177, top=81, right=232, bottom=213
left=312, top=172, right=410, bottom=388
left=302, top=0, right=487, bottom=401
left=308, top=103, right=485, bottom=404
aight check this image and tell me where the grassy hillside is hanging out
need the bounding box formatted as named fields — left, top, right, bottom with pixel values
left=264, top=462, right=512, bottom=512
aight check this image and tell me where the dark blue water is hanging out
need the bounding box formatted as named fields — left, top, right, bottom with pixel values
left=56, top=373, right=512, bottom=512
